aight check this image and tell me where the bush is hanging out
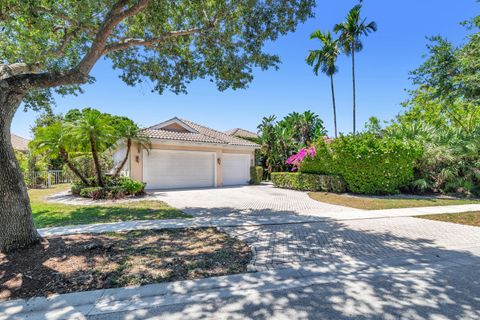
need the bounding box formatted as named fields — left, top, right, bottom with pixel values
left=80, top=187, right=105, bottom=200
left=71, top=182, right=86, bottom=195
left=119, top=177, right=145, bottom=195
left=299, top=139, right=338, bottom=175
left=76, top=176, right=145, bottom=199
left=330, top=133, right=422, bottom=194
left=106, top=176, right=145, bottom=196
left=271, top=172, right=346, bottom=193
left=250, top=166, right=263, bottom=185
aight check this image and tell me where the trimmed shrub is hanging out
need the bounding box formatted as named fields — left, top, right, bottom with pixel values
left=299, top=139, right=338, bottom=175
left=250, top=166, right=263, bottom=185
left=271, top=172, right=346, bottom=193
left=71, top=182, right=86, bottom=195
left=110, top=176, right=145, bottom=195
left=76, top=176, right=145, bottom=199
left=330, top=133, right=422, bottom=194
left=80, top=187, right=105, bottom=200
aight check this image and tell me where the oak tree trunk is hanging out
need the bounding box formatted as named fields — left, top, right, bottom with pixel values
left=0, top=84, right=41, bottom=252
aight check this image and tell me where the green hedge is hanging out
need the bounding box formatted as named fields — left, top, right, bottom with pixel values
left=250, top=166, right=263, bottom=185
left=297, top=134, right=422, bottom=195
left=330, top=133, right=422, bottom=194
left=271, top=172, right=346, bottom=193
left=300, top=139, right=338, bottom=175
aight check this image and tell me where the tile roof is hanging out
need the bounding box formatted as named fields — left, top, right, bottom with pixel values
left=225, top=128, right=259, bottom=139
left=142, top=118, right=259, bottom=148
left=11, top=134, right=30, bottom=151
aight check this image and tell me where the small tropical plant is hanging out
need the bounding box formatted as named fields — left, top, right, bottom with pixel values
left=30, top=121, right=91, bottom=185
left=66, top=109, right=116, bottom=187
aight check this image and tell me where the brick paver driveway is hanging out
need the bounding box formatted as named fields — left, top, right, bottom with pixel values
left=152, top=184, right=363, bottom=219
left=153, top=184, right=480, bottom=272
left=223, top=217, right=480, bottom=271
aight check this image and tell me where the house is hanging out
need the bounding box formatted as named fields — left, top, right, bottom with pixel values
left=113, top=117, right=259, bottom=190
left=11, top=134, right=30, bottom=153
left=225, top=128, right=259, bottom=140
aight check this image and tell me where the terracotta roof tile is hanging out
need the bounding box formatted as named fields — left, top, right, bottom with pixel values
left=11, top=134, right=30, bottom=151
left=225, top=128, right=258, bottom=139
left=142, top=118, right=259, bottom=148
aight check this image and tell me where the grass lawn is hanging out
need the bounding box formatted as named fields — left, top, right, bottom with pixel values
left=30, top=184, right=190, bottom=228
left=418, top=211, right=480, bottom=227
left=308, top=192, right=480, bottom=210
left=0, top=228, right=251, bottom=300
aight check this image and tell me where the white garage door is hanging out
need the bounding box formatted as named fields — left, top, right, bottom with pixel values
left=223, top=153, right=251, bottom=186
left=143, top=150, right=215, bottom=190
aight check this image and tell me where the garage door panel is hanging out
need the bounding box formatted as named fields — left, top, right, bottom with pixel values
left=223, top=154, right=250, bottom=186
left=143, top=150, right=215, bottom=189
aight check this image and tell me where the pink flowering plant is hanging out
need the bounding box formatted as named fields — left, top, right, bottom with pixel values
left=286, top=146, right=316, bottom=171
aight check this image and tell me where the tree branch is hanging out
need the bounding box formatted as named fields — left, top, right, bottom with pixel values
left=74, top=0, right=151, bottom=76
left=8, top=0, right=151, bottom=90
left=103, top=27, right=205, bottom=54
left=0, top=63, right=42, bottom=81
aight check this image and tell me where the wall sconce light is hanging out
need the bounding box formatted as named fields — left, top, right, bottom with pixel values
left=136, top=155, right=140, bottom=163
left=217, top=158, right=221, bottom=165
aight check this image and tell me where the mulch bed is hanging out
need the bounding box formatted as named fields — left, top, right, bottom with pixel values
left=0, top=228, right=252, bottom=301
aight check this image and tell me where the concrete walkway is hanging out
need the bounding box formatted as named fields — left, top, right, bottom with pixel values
left=39, top=202, right=480, bottom=237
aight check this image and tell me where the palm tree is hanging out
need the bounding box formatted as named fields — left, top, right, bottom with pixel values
left=258, top=115, right=278, bottom=177
left=334, top=4, right=377, bottom=134
left=307, top=30, right=340, bottom=138
left=300, top=110, right=326, bottom=145
left=112, top=121, right=151, bottom=178
left=30, top=121, right=91, bottom=186
left=67, top=109, right=115, bottom=187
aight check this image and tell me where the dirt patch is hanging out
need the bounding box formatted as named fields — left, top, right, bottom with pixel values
left=0, top=228, right=252, bottom=301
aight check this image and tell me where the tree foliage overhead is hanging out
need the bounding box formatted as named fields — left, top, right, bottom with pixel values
left=1, top=0, right=315, bottom=108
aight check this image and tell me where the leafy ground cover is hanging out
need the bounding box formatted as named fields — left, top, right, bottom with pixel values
left=418, top=211, right=480, bottom=227
left=0, top=228, right=251, bottom=301
left=308, top=192, right=480, bottom=210
left=30, top=185, right=190, bottom=228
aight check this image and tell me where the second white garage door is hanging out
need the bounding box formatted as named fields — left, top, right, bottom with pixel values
left=222, top=153, right=251, bottom=186
left=143, top=150, right=215, bottom=189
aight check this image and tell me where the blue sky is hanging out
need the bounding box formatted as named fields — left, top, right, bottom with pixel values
left=12, top=0, right=478, bottom=138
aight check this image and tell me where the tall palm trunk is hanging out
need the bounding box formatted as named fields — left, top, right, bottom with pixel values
left=330, top=74, right=338, bottom=138
left=113, top=138, right=132, bottom=178
left=89, top=132, right=105, bottom=187
left=0, top=86, right=40, bottom=252
left=351, top=41, right=357, bottom=134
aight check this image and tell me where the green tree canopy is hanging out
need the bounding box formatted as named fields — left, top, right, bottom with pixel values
left=1, top=0, right=315, bottom=108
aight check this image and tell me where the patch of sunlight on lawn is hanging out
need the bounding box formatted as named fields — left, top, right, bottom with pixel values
left=309, top=192, right=480, bottom=210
